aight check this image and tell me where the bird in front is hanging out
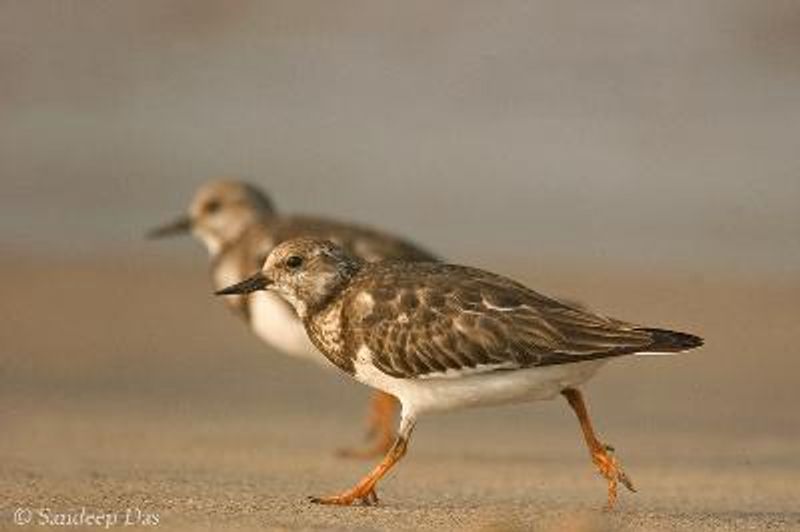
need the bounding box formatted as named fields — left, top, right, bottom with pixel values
left=217, top=237, right=703, bottom=509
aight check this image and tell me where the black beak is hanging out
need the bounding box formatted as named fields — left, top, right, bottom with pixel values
left=215, top=273, right=271, bottom=296
left=146, top=216, right=193, bottom=239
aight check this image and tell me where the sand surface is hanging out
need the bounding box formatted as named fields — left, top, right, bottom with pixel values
left=2, top=255, right=799, bottom=531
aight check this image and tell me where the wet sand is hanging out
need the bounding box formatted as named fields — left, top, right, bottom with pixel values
left=2, top=255, right=799, bottom=531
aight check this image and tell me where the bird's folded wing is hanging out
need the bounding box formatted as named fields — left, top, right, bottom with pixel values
left=355, top=268, right=655, bottom=379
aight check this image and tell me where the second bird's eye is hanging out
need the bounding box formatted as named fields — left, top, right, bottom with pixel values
left=286, top=255, right=304, bottom=269
left=205, top=200, right=222, bottom=213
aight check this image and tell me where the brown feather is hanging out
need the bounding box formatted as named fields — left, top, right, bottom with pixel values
left=327, top=262, right=679, bottom=379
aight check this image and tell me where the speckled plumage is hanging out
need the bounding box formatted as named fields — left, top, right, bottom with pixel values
left=306, top=260, right=701, bottom=379
left=216, top=237, right=703, bottom=508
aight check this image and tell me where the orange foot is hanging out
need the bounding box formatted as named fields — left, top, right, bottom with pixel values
left=309, top=485, right=379, bottom=506
left=592, top=443, right=636, bottom=509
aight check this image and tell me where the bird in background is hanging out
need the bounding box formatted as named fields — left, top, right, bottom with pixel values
left=149, top=179, right=438, bottom=458
left=218, top=237, right=703, bottom=508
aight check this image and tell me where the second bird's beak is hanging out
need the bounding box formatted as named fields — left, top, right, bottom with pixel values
left=146, top=216, right=193, bottom=239
left=215, top=273, right=271, bottom=295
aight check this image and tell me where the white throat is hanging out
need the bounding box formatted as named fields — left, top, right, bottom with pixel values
left=273, top=287, right=308, bottom=320
left=249, top=291, right=324, bottom=363
left=195, top=228, right=224, bottom=256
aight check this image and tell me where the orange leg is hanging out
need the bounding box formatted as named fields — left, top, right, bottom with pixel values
left=337, top=391, right=397, bottom=460
left=562, top=388, right=636, bottom=509
left=312, top=416, right=415, bottom=506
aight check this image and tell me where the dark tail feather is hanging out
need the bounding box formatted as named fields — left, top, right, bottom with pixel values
left=637, top=328, right=704, bottom=353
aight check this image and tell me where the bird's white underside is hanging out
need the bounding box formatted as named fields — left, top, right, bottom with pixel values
left=213, top=257, right=328, bottom=364
left=249, top=292, right=328, bottom=364
left=213, top=256, right=247, bottom=293
left=353, top=345, right=606, bottom=418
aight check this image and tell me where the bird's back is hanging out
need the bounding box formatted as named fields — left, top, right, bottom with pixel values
left=326, top=261, right=702, bottom=379
left=272, top=214, right=438, bottom=263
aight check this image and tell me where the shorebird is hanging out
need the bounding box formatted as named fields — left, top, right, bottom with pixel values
left=217, top=237, right=703, bottom=508
left=149, top=180, right=437, bottom=457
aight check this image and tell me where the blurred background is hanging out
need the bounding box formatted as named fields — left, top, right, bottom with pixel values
left=2, top=2, right=799, bottom=530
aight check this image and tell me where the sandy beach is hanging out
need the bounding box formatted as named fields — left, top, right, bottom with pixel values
left=3, top=2, right=799, bottom=529
left=2, top=254, right=798, bottom=531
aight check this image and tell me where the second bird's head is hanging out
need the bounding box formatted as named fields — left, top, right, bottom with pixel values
left=147, top=179, right=275, bottom=254
left=216, top=238, right=363, bottom=319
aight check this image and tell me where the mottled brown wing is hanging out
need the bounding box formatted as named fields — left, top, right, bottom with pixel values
left=274, top=215, right=438, bottom=263
left=348, top=263, right=655, bottom=379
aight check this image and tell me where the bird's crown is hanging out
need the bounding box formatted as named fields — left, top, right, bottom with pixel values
left=189, top=179, right=275, bottom=221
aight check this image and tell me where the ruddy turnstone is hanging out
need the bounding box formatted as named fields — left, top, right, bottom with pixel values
left=217, top=237, right=703, bottom=508
left=149, top=180, right=437, bottom=457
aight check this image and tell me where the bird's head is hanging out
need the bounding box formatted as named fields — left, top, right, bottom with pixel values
left=216, top=237, right=362, bottom=319
left=147, top=179, right=275, bottom=254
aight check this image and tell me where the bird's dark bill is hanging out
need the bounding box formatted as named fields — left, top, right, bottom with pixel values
left=146, top=216, right=192, bottom=239
left=216, top=273, right=271, bottom=295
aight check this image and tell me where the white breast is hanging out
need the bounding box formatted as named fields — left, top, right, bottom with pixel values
left=212, top=256, right=251, bottom=316
left=352, top=345, right=606, bottom=418
left=248, top=291, right=330, bottom=367
left=212, top=255, right=330, bottom=367
left=213, top=257, right=249, bottom=294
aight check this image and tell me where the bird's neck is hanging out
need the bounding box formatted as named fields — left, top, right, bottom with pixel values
left=305, top=297, right=354, bottom=375
left=305, top=259, right=364, bottom=318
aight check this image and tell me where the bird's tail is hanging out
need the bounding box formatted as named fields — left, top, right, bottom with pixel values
left=636, top=328, right=704, bottom=354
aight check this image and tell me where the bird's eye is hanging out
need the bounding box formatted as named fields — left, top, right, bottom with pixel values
left=286, top=255, right=304, bottom=269
left=205, top=200, right=222, bottom=213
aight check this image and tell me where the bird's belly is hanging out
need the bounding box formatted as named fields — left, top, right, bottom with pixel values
left=213, top=258, right=248, bottom=292
left=354, top=356, right=606, bottom=416
left=249, top=292, right=330, bottom=367
left=213, top=259, right=251, bottom=316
